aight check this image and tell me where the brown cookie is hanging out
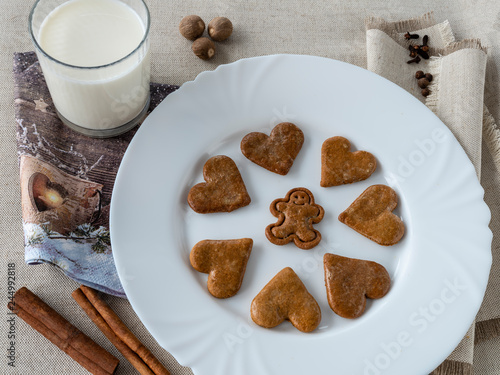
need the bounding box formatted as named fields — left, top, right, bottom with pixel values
left=251, top=267, right=321, bottom=332
left=321, top=136, right=376, bottom=187
left=187, top=155, right=251, bottom=213
left=190, top=238, right=253, bottom=298
left=265, top=187, right=324, bottom=249
left=324, top=253, right=391, bottom=319
left=241, top=122, right=304, bottom=175
left=338, top=184, right=405, bottom=246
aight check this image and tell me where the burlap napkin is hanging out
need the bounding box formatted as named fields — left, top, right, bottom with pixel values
left=366, top=12, right=500, bottom=375
left=14, top=51, right=178, bottom=298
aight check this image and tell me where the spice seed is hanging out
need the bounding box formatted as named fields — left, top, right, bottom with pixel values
left=418, top=78, right=430, bottom=89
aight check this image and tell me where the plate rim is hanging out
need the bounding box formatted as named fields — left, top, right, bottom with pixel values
left=110, top=54, right=493, bottom=375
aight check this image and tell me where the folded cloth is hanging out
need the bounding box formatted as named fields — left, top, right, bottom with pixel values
left=366, top=12, right=500, bottom=375
left=14, top=51, right=178, bottom=298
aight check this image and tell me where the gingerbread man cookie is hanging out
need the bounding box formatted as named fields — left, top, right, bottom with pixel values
left=265, top=187, right=324, bottom=249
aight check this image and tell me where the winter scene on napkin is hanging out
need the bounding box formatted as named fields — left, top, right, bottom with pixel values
left=14, top=51, right=178, bottom=298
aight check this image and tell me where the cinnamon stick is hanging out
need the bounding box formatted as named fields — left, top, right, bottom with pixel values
left=72, top=288, right=155, bottom=375
left=78, top=285, right=170, bottom=375
left=8, top=287, right=118, bottom=375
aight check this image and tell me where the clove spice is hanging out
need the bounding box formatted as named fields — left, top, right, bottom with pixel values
left=407, top=34, right=430, bottom=60
left=407, top=56, right=421, bottom=64
left=404, top=31, right=419, bottom=40
left=406, top=35, right=433, bottom=96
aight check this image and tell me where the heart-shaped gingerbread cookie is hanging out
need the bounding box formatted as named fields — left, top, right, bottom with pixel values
left=241, top=122, right=304, bottom=175
left=251, top=267, right=321, bottom=332
left=321, top=136, right=376, bottom=187
left=324, top=253, right=391, bottom=319
left=190, top=238, right=253, bottom=298
left=338, top=184, right=404, bottom=246
left=188, top=155, right=251, bottom=213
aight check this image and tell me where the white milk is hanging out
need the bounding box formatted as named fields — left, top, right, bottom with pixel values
left=36, top=0, right=150, bottom=130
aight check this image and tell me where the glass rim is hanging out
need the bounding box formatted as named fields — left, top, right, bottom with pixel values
left=28, top=0, right=151, bottom=70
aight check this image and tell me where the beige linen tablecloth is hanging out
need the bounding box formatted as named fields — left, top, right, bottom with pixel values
left=1, top=1, right=499, bottom=374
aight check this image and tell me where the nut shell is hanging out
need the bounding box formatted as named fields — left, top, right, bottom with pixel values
left=179, top=15, right=205, bottom=40
left=192, top=37, right=216, bottom=60
left=208, top=17, right=233, bottom=41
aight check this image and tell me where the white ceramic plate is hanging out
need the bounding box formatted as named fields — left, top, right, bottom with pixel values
left=110, top=55, right=492, bottom=375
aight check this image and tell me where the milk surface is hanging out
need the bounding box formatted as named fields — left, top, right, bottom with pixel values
left=36, top=0, right=150, bottom=130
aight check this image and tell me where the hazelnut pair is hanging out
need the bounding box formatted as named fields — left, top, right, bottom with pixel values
left=179, top=15, right=233, bottom=60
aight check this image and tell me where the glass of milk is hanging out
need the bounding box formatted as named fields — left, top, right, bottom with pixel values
left=29, top=0, right=150, bottom=137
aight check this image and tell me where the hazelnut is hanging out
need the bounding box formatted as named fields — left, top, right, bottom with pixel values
left=425, top=73, right=433, bottom=82
left=208, top=17, right=233, bottom=42
left=415, top=70, right=425, bottom=79
left=418, top=78, right=430, bottom=89
left=179, top=15, right=205, bottom=40
left=192, top=37, right=216, bottom=60
left=421, top=88, right=431, bottom=97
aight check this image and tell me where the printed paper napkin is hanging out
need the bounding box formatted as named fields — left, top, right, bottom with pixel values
left=14, top=51, right=178, bottom=298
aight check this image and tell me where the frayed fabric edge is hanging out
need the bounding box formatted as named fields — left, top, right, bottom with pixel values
left=365, top=12, right=439, bottom=48
left=437, top=39, right=488, bottom=56
left=424, top=56, right=442, bottom=115
left=365, top=12, right=435, bottom=33
left=483, top=105, right=500, bottom=173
